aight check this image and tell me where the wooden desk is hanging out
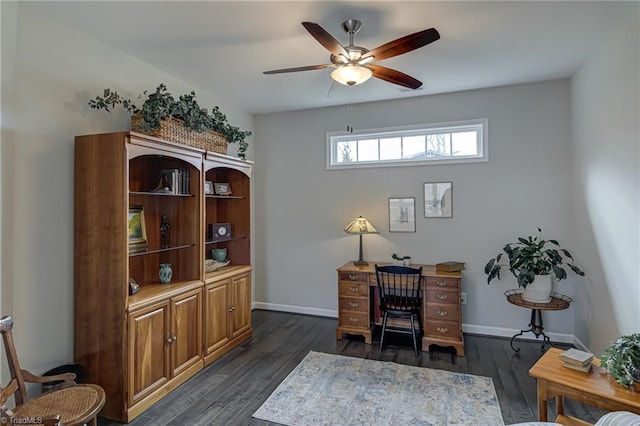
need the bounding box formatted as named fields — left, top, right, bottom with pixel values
left=529, top=348, right=640, bottom=424
left=336, top=262, right=464, bottom=356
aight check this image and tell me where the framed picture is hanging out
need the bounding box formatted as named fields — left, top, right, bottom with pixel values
left=388, top=197, right=416, bottom=232
left=424, top=182, right=453, bottom=218
left=128, top=206, right=147, bottom=254
left=204, top=181, right=214, bottom=195
left=214, top=182, right=232, bottom=196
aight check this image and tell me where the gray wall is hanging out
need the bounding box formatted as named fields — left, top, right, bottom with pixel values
left=570, top=5, right=640, bottom=355
left=1, top=3, right=253, bottom=377
left=254, top=79, right=580, bottom=340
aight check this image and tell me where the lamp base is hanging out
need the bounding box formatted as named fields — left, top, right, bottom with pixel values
left=353, top=259, right=369, bottom=266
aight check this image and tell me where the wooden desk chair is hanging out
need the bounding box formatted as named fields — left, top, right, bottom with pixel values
left=0, top=316, right=105, bottom=426
left=375, top=265, right=424, bottom=356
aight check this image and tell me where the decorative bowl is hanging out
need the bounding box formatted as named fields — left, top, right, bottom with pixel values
left=205, top=259, right=230, bottom=272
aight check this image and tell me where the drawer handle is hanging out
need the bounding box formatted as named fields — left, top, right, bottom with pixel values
left=349, top=286, right=359, bottom=293
left=437, top=280, right=447, bottom=287
left=349, top=274, right=358, bottom=281
left=437, top=310, right=448, bottom=317
left=349, top=317, right=359, bottom=323
left=349, top=302, right=359, bottom=308
left=436, top=294, right=448, bottom=301
left=437, top=327, right=448, bottom=334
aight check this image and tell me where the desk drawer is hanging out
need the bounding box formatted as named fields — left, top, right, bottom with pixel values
left=426, top=288, right=459, bottom=304
left=425, top=277, right=460, bottom=290
left=425, top=320, right=459, bottom=339
left=338, top=311, right=369, bottom=328
left=338, top=272, right=369, bottom=282
left=339, top=281, right=369, bottom=297
left=425, top=303, right=460, bottom=321
left=339, top=297, right=368, bottom=313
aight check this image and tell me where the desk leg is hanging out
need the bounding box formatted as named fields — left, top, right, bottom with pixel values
left=556, top=395, right=564, bottom=417
left=537, top=379, right=548, bottom=422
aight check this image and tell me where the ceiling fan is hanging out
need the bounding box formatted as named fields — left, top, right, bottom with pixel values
left=263, top=19, right=440, bottom=89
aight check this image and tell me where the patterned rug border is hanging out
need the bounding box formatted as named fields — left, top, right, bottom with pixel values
left=253, top=351, right=504, bottom=426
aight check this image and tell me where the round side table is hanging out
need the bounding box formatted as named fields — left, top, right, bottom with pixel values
left=504, top=289, right=572, bottom=356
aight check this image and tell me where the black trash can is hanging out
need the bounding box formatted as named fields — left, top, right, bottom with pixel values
left=41, top=363, right=81, bottom=393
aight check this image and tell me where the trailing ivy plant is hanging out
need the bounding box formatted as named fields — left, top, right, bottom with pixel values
left=89, top=84, right=251, bottom=158
left=600, top=333, right=640, bottom=388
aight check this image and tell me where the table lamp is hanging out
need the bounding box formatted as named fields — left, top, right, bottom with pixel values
left=343, top=216, right=378, bottom=266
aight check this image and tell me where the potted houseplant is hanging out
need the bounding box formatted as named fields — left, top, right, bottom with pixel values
left=89, top=84, right=251, bottom=158
left=392, top=253, right=411, bottom=266
left=484, top=228, right=585, bottom=303
left=601, top=333, right=640, bottom=388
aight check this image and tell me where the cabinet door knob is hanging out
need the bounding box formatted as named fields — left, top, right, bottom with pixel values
left=349, top=317, right=359, bottom=323
left=438, top=310, right=448, bottom=317
left=437, top=280, right=447, bottom=287
left=348, top=301, right=359, bottom=308
left=349, top=286, right=359, bottom=293
left=348, top=274, right=358, bottom=281
left=437, top=327, right=448, bottom=334
left=436, top=294, right=448, bottom=300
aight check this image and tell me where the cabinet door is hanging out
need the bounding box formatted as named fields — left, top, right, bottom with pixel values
left=128, top=301, right=170, bottom=406
left=230, top=273, right=251, bottom=339
left=204, top=280, right=231, bottom=355
left=171, top=288, right=203, bottom=377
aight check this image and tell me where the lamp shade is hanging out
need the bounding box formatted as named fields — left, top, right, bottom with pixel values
left=344, top=216, right=378, bottom=234
left=331, top=65, right=373, bottom=86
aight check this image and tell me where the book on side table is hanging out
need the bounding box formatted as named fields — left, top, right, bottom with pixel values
left=560, top=348, right=594, bottom=373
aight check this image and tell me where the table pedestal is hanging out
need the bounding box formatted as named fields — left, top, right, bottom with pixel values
left=505, top=290, right=571, bottom=357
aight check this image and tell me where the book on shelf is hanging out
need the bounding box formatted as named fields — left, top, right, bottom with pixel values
left=159, top=168, right=190, bottom=195
left=559, top=348, right=594, bottom=366
left=436, top=261, right=466, bottom=272
left=561, top=360, right=592, bottom=373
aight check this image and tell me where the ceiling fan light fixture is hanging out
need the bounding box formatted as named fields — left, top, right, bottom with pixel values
left=358, top=55, right=375, bottom=65
left=331, top=64, right=373, bottom=86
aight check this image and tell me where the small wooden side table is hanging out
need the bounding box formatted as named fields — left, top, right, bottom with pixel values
left=505, top=290, right=572, bottom=356
left=529, top=347, right=640, bottom=423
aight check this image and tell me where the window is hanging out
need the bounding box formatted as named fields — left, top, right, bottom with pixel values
left=327, top=119, right=488, bottom=169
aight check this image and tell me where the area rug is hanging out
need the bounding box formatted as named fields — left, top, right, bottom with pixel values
left=253, top=351, right=504, bottom=426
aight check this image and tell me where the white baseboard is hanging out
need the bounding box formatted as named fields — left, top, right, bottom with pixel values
left=252, top=302, right=337, bottom=318
left=252, top=303, right=580, bottom=345
left=462, top=323, right=574, bottom=344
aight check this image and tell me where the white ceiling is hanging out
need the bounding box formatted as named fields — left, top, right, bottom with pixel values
left=28, top=1, right=632, bottom=114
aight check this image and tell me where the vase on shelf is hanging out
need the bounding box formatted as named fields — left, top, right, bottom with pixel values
left=212, top=248, right=227, bottom=262
left=159, top=263, right=172, bottom=284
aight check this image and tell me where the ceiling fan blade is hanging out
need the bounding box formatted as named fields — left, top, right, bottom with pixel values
left=302, top=22, right=349, bottom=58
left=368, top=64, right=423, bottom=89
left=364, top=28, right=440, bottom=62
left=263, top=64, right=333, bottom=75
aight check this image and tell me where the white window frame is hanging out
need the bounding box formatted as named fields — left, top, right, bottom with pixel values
left=326, top=119, right=489, bottom=170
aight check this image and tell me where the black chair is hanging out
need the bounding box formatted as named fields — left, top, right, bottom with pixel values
left=375, top=264, right=423, bottom=356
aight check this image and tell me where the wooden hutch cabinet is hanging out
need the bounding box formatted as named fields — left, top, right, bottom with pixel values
left=74, top=132, right=252, bottom=422
left=202, top=153, right=253, bottom=365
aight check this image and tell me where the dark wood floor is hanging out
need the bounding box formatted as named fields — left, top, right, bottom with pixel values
left=99, top=309, right=605, bottom=425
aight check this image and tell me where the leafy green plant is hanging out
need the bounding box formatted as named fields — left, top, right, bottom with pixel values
left=601, top=334, right=640, bottom=388
left=392, top=253, right=410, bottom=260
left=484, top=228, right=584, bottom=288
left=89, top=84, right=251, bottom=157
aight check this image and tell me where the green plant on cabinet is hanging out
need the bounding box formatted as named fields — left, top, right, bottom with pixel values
left=89, top=84, right=251, bottom=158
